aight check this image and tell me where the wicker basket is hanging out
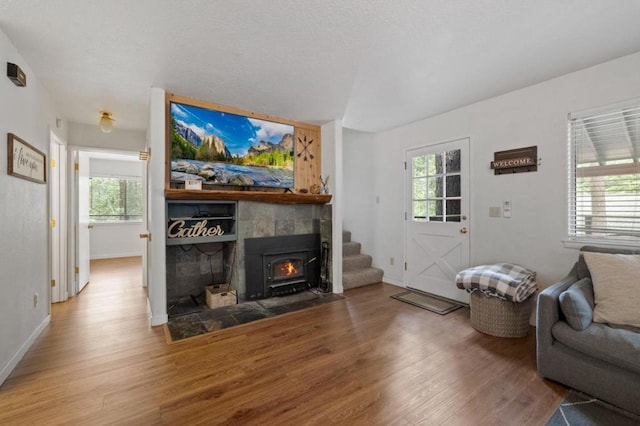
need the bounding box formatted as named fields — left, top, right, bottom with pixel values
left=205, top=284, right=237, bottom=308
left=469, top=292, right=531, bottom=338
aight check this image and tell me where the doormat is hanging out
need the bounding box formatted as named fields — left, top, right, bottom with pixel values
left=164, top=291, right=345, bottom=343
left=391, top=290, right=463, bottom=315
left=546, top=390, right=640, bottom=426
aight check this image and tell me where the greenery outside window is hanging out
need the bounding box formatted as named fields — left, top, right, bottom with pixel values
left=568, top=103, right=640, bottom=242
left=90, top=177, right=143, bottom=222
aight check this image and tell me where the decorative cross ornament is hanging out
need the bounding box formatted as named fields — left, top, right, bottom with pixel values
left=297, top=136, right=314, bottom=161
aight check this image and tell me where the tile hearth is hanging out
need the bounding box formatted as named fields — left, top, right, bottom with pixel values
left=165, top=290, right=344, bottom=342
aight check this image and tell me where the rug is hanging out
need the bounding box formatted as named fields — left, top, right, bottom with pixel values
left=546, top=390, right=640, bottom=426
left=391, top=290, right=463, bottom=315
left=165, top=290, right=345, bottom=343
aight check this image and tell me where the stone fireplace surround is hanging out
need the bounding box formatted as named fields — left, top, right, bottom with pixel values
left=166, top=201, right=332, bottom=304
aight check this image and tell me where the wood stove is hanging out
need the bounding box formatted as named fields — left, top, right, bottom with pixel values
left=245, top=234, right=320, bottom=300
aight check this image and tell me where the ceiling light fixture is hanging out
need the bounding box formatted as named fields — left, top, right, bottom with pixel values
left=99, top=111, right=114, bottom=133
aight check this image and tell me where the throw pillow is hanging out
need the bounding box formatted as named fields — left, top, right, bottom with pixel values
left=582, top=252, right=640, bottom=327
left=559, top=278, right=594, bottom=331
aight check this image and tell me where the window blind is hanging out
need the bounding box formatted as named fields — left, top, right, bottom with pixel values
left=568, top=104, right=640, bottom=242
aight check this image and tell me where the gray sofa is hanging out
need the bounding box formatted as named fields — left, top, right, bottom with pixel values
left=536, top=246, right=640, bottom=415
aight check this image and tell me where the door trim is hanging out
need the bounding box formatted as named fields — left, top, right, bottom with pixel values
left=68, top=145, right=147, bottom=296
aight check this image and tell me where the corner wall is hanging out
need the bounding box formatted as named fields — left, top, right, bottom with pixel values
left=321, top=120, right=343, bottom=293
left=343, top=52, right=640, bottom=289
left=147, top=87, right=167, bottom=325
left=0, top=28, right=66, bottom=384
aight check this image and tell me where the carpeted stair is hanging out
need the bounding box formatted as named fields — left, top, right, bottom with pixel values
left=342, top=230, right=384, bottom=290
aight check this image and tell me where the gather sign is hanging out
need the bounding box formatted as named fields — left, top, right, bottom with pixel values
left=167, top=219, right=225, bottom=239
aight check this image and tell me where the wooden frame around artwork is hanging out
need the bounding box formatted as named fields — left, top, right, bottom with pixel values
left=164, top=93, right=322, bottom=194
left=7, top=133, right=47, bottom=184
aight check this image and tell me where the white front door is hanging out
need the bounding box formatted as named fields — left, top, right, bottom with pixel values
left=405, top=138, right=470, bottom=303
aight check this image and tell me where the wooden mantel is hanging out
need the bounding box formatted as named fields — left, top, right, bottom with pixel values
left=165, top=189, right=331, bottom=205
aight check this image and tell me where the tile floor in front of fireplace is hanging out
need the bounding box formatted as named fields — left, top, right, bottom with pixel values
left=165, top=290, right=345, bottom=342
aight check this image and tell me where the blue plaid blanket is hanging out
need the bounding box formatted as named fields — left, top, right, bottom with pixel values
left=455, top=263, right=537, bottom=302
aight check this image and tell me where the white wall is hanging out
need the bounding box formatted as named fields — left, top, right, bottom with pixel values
left=90, top=158, right=141, bottom=177
left=89, top=158, right=145, bottom=259
left=0, top=29, right=66, bottom=384
left=343, top=52, right=640, bottom=289
left=67, top=122, right=146, bottom=151
left=321, top=120, right=343, bottom=293
left=342, top=128, right=385, bottom=277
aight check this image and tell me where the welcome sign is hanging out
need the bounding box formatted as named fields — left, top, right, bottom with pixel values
left=490, top=146, right=538, bottom=175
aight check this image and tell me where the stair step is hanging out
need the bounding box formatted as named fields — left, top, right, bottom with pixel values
left=342, top=241, right=361, bottom=257
left=342, top=230, right=351, bottom=243
left=343, top=254, right=372, bottom=272
left=343, top=267, right=384, bottom=290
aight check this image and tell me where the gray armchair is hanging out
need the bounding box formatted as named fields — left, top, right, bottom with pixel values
left=536, top=246, right=640, bottom=415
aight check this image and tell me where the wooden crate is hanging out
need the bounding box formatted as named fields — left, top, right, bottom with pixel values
left=205, top=284, right=237, bottom=308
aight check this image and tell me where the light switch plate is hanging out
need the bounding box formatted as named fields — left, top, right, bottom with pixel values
left=503, top=200, right=512, bottom=218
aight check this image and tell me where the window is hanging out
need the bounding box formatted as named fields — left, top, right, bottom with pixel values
left=90, top=177, right=143, bottom=222
left=569, top=103, right=640, bottom=242
left=412, top=149, right=461, bottom=222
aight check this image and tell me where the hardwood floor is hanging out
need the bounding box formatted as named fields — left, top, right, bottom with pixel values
left=0, top=257, right=566, bottom=425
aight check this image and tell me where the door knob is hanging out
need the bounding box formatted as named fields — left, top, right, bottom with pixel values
left=139, top=233, right=152, bottom=241
left=460, top=227, right=468, bottom=234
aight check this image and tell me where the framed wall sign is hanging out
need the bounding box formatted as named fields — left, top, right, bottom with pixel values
left=490, top=146, right=538, bottom=175
left=7, top=133, right=46, bottom=184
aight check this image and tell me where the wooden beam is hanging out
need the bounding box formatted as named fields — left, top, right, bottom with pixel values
left=577, top=162, right=640, bottom=178
left=165, top=189, right=331, bottom=204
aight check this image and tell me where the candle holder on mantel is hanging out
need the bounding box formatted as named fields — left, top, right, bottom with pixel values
left=320, top=175, right=330, bottom=195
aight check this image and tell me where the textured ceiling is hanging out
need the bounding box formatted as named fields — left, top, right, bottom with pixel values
left=1, top=0, right=640, bottom=133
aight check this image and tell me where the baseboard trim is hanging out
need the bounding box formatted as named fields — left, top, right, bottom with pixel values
left=0, top=315, right=50, bottom=386
left=90, top=252, right=143, bottom=260
left=151, top=313, right=168, bottom=326
left=147, top=297, right=168, bottom=326
left=383, top=277, right=404, bottom=287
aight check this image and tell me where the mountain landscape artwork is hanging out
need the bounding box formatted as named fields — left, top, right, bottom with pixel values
left=170, top=102, right=295, bottom=188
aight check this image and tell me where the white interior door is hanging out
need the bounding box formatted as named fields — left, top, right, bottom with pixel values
left=405, top=138, right=470, bottom=303
left=49, top=136, right=68, bottom=302
left=77, top=151, right=91, bottom=292
left=50, top=139, right=61, bottom=302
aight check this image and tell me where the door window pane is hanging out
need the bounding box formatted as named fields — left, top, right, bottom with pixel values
left=428, top=177, right=443, bottom=198
left=413, top=200, right=427, bottom=221
left=427, top=154, right=442, bottom=175
left=428, top=199, right=443, bottom=221
left=446, top=200, right=461, bottom=222
left=446, top=175, right=461, bottom=197
left=446, top=149, right=461, bottom=173
left=413, top=156, right=426, bottom=177
left=413, top=177, right=427, bottom=199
